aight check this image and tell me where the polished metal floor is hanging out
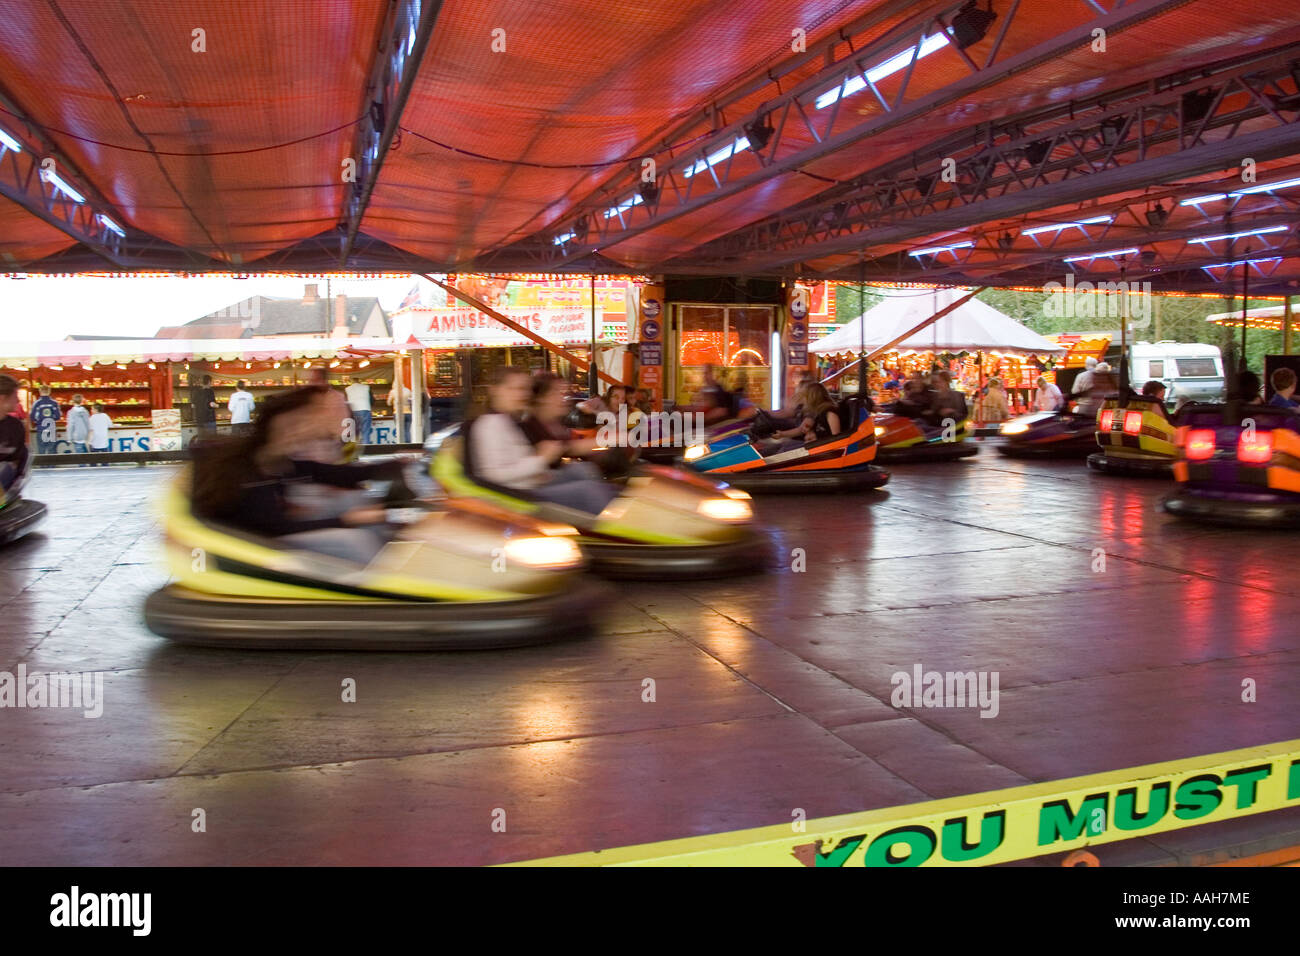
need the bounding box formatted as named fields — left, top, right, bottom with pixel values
left=3, top=452, right=1298, bottom=865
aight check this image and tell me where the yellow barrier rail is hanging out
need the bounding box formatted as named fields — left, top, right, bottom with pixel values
left=509, top=739, right=1300, bottom=866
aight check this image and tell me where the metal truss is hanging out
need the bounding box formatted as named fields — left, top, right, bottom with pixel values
left=0, top=86, right=130, bottom=266
left=668, top=44, right=1300, bottom=275
left=479, top=0, right=1188, bottom=272
left=339, top=0, right=443, bottom=265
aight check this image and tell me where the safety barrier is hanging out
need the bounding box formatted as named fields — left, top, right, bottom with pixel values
left=509, top=738, right=1300, bottom=866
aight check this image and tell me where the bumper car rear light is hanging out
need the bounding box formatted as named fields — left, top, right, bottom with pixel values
left=1099, top=410, right=1114, bottom=430
left=1122, top=411, right=1143, bottom=435
left=1185, top=429, right=1216, bottom=460
left=1238, top=432, right=1274, bottom=464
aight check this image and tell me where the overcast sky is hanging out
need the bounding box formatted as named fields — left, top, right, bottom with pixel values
left=0, top=274, right=433, bottom=340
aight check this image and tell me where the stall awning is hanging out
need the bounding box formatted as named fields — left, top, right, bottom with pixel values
left=811, top=289, right=1066, bottom=358
left=0, top=336, right=401, bottom=367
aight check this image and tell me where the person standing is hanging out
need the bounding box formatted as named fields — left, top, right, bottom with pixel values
left=66, top=394, right=90, bottom=454
left=189, top=373, right=217, bottom=437
left=88, top=403, right=112, bottom=463
left=1071, top=357, right=1098, bottom=401
left=228, top=380, right=256, bottom=437
left=29, top=385, right=62, bottom=455
left=1034, top=375, right=1064, bottom=412
left=345, top=380, right=373, bottom=445
left=979, top=377, right=1010, bottom=423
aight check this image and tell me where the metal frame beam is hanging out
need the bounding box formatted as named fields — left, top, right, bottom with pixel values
left=339, top=0, right=444, bottom=265
left=667, top=46, right=1300, bottom=274
left=482, top=0, right=1188, bottom=271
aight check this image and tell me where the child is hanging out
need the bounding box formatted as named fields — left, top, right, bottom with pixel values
left=66, top=394, right=90, bottom=453
left=88, top=403, right=112, bottom=462
left=29, top=385, right=62, bottom=454
left=0, top=375, right=30, bottom=493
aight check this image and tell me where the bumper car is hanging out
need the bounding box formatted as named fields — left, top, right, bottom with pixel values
left=681, top=397, right=890, bottom=494
left=1086, top=396, right=1177, bottom=477
left=432, top=432, right=769, bottom=580
left=143, top=472, right=607, bottom=650
left=0, top=458, right=46, bottom=545
left=1163, top=403, right=1300, bottom=527
left=996, top=409, right=1098, bottom=459
left=873, top=413, right=979, bottom=463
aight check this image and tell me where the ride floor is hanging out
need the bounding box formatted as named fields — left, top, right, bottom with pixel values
left=3, top=454, right=1299, bottom=866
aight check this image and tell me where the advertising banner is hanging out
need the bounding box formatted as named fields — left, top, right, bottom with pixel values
left=150, top=409, right=182, bottom=452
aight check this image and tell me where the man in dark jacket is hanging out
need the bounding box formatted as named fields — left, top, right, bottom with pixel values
left=189, top=374, right=217, bottom=436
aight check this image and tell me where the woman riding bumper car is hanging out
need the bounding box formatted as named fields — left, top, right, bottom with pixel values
left=874, top=371, right=978, bottom=462
left=144, top=386, right=605, bottom=649
left=433, top=367, right=769, bottom=579
left=1162, top=399, right=1300, bottom=527
left=0, top=374, right=46, bottom=545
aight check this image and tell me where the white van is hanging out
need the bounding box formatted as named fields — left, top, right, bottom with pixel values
left=1128, top=342, right=1224, bottom=405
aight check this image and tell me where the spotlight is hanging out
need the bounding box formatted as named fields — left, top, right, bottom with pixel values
left=1024, top=139, right=1051, bottom=166
left=1100, top=118, right=1125, bottom=146
left=573, top=215, right=589, bottom=242
left=915, top=174, right=936, bottom=196
left=997, top=232, right=1014, bottom=250
left=1145, top=202, right=1168, bottom=228
left=950, top=2, right=996, bottom=51
left=1182, top=88, right=1216, bottom=124
left=1140, top=248, right=1157, bottom=263
left=743, top=115, right=775, bottom=152
left=638, top=181, right=660, bottom=206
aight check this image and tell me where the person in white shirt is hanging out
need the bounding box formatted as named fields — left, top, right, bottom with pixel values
left=66, top=394, right=91, bottom=453
left=469, top=367, right=619, bottom=514
left=88, top=403, right=112, bottom=464
left=1034, top=375, right=1064, bottom=412
left=228, top=381, right=256, bottom=436
left=345, top=381, right=372, bottom=445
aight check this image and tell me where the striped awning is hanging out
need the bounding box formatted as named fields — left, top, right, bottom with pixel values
left=0, top=336, right=401, bottom=368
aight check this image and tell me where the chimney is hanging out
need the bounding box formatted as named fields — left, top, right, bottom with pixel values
left=333, top=294, right=350, bottom=337
left=302, top=283, right=319, bottom=303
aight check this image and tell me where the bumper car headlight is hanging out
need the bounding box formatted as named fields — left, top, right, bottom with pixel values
left=723, top=488, right=751, bottom=500
left=873, top=426, right=886, bottom=437
left=1001, top=421, right=1030, bottom=435
left=684, top=444, right=708, bottom=461
left=697, top=497, right=752, bottom=522
left=503, top=536, right=583, bottom=570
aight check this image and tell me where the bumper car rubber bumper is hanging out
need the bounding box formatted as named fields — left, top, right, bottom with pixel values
left=717, top=465, right=889, bottom=495
left=143, top=579, right=610, bottom=651
left=996, top=438, right=1096, bottom=459
left=0, top=498, right=47, bottom=545
left=877, top=442, right=979, bottom=464
left=1161, top=489, right=1300, bottom=528
left=1086, top=451, right=1173, bottom=478
left=581, top=526, right=772, bottom=580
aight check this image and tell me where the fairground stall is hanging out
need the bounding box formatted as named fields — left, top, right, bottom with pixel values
left=810, top=288, right=1066, bottom=419
left=0, top=336, right=400, bottom=452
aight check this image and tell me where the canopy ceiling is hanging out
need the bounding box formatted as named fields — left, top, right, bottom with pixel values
left=811, top=288, right=1067, bottom=357
left=0, top=0, right=1298, bottom=294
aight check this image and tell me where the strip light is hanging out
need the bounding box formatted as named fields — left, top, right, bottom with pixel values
left=1188, top=225, right=1288, bottom=244
left=1180, top=176, right=1300, bottom=206
left=0, top=127, right=21, bottom=153
left=1022, top=215, right=1112, bottom=237
left=909, top=241, right=973, bottom=257
left=1063, top=247, right=1139, bottom=263
left=45, top=170, right=85, bottom=204
left=815, top=34, right=950, bottom=110
left=683, top=137, right=750, bottom=179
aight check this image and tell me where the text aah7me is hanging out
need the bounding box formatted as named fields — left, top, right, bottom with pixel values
left=800, top=759, right=1297, bottom=866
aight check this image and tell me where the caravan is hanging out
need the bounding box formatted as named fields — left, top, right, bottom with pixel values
left=1128, top=342, right=1224, bottom=406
